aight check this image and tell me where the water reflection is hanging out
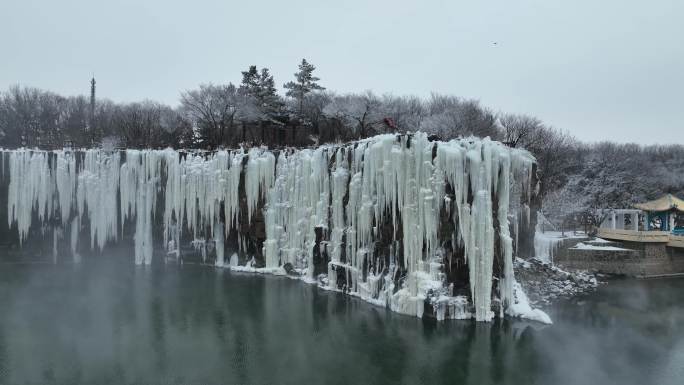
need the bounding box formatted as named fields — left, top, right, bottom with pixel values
left=0, top=260, right=682, bottom=385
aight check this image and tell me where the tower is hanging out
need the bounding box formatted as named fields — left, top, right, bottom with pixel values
left=89, top=76, right=96, bottom=130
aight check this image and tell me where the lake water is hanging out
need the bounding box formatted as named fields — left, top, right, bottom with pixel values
left=0, top=259, right=682, bottom=385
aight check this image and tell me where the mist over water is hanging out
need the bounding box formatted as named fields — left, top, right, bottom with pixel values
left=0, top=255, right=682, bottom=385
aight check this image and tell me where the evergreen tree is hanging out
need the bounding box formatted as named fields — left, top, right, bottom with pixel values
left=239, top=66, right=259, bottom=96
left=238, top=65, right=284, bottom=144
left=239, top=65, right=282, bottom=118
left=283, top=59, right=325, bottom=114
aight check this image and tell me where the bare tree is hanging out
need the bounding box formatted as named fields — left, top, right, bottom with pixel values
left=61, top=96, right=89, bottom=147
left=499, top=114, right=544, bottom=148
left=293, top=91, right=332, bottom=141
left=420, top=94, right=499, bottom=140
left=323, top=91, right=383, bottom=138
left=0, top=86, right=69, bottom=148
left=379, top=94, right=424, bottom=132
left=113, top=101, right=174, bottom=148
left=180, top=83, right=252, bottom=148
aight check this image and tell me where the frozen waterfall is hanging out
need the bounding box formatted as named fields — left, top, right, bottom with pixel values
left=1, top=132, right=549, bottom=323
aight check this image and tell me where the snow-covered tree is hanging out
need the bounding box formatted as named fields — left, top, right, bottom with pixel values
left=378, top=94, right=424, bottom=132
left=420, top=94, right=499, bottom=140
left=323, top=92, right=383, bottom=138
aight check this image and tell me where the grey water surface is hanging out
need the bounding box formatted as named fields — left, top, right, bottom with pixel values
left=0, top=259, right=682, bottom=385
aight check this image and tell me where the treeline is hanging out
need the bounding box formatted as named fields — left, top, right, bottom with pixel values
left=0, top=59, right=573, bottom=191
left=1, top=59, right=681, bottom=225
left=0, top=59, right=523, bottom=151
left=543, top=142, right=684, bottom=226
left=0, top=87, right=188, bottom=150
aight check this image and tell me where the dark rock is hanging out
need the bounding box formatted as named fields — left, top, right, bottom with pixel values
left=283, top=262, right=299, bottom=276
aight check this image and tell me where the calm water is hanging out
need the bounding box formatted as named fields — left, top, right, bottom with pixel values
left=0, top=260, right=682, bottom=385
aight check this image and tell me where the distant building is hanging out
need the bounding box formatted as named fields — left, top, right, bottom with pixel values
left=598, top=208, right=642, bottom=231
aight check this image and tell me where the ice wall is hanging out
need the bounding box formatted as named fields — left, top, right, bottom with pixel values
left=1, top=132, right=547, bottom=323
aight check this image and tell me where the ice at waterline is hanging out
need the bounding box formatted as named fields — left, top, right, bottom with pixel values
left=2, top=132, right=551, bottom=324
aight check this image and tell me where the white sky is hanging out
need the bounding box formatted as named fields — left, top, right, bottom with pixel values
left=1, top=0, right=682, bottom=144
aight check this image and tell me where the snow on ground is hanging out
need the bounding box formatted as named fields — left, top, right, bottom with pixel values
left=572, top=242, right=629, bottom=251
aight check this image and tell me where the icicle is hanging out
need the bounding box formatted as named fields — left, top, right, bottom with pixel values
left=261, top=147, right=330, bottom=279
left=55, top=151, right=76, bottom=226
left=245, top=148, right=275, bottom=224
left=52, top=227, right=59, bottom=264
left=328, top=148, right=349, bottom=289
left=7, top=150, right=53, bottom=244
left=225, top=150, right=244, bottom=234
left=214, top=221, right=225, bottom=266
left=79, top=149, right=121, bottom=251
left=131, top=151, right=159, bottom=265
left=71, top=216, right=80, bottom=263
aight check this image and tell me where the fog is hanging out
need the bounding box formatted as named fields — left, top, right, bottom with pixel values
left=1, top=251, right=682, bottom=384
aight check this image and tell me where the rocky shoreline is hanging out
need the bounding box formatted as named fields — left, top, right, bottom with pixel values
left=515, top=257, right=600, bottom=306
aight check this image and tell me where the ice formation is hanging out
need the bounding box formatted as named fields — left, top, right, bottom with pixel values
left=534, top=229, right=587, bottom=263
left=507, top=281, right=553, bottom=324
left=1, top=132, right=549, bottom=323
left=534, top=231, right=562, bottom=264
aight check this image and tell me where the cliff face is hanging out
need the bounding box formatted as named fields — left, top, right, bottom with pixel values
left=1, top=132, right=547, bottom=323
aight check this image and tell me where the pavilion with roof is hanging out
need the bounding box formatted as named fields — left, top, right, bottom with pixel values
left=634, top=194, right=684, bottom=235
left=596, top=194, right=684, bottom=249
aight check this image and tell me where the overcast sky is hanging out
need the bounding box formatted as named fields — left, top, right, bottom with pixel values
left=1, top=0, right=682, bottom=144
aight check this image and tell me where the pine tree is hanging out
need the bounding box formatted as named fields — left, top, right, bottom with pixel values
left=239, top=65, right=260, bottom=95
left=238, top=65, right=284, bottom=144
left=283, top=59, right=324, bottom=114
left=239, top=65, right=282, bottom=118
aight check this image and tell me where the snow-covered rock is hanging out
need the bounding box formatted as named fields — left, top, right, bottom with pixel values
left=514, top=257, right=599, bottom=306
